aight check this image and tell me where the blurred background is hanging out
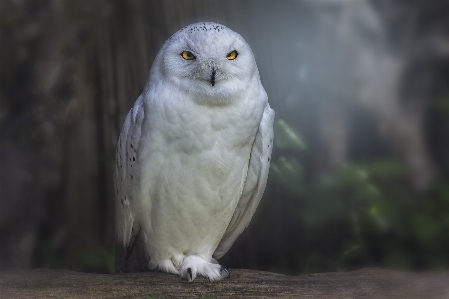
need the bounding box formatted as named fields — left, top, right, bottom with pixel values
left=1, top=0, right=449, bottom=275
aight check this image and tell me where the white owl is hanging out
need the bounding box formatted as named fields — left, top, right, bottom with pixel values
left=115, top=22, right=274, bottom=282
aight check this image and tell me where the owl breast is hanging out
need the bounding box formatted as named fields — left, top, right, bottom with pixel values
left=135, top=85, right=265, bottom=262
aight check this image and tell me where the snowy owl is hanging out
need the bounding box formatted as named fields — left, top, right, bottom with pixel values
left=115, top=22, right=274, bottom=282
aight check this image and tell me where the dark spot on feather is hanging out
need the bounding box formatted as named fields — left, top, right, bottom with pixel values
left=133, top=156, right=135, bottom=161
left=131, top=175, right=133, bottom=179
left=268, top=157, right=270, bottom=162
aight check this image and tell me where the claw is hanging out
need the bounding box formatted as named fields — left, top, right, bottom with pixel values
left=221, top=266, right=231, bottom=279
left=187, top=268, right=193, bottom=281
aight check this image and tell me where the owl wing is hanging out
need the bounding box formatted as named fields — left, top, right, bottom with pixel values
left=213, top=103, right=275, bottom=259
left=115, top=95, right=147, bottom=273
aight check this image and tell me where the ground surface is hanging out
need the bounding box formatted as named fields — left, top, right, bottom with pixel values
left=1, top=268, right=449, bottom=298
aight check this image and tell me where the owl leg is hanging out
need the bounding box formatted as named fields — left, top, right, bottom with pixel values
left=180, top=255, right=230, bottom=282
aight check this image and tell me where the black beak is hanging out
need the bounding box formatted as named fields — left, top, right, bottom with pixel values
left=210, top=67, right=216, bottom=87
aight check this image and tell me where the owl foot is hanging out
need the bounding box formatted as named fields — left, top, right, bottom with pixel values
left=180, top=255, right=229, bottom=282
left=156, top=259, right=179, bottom=275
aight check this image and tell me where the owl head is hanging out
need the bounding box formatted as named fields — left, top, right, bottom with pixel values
left=147, top=22, right=260, bottom=106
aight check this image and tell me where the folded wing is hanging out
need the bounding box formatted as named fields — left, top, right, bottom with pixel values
left=115, top=96, right=147, bottom=273
left=213, top=103, right=275, bottom=259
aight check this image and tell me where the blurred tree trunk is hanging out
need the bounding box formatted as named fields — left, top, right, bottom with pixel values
left=60, top=0, right=168, bottom=268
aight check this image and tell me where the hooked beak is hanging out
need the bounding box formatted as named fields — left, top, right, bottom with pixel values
left=210, top=66, right=216, bottom=87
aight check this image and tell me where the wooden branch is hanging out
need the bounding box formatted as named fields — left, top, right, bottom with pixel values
left=1, top=268, right=449, bottom=298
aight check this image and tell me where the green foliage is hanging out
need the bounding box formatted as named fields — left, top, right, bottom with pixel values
left=270, top=119, right=306, bottom=197
left=304, top=162, right=448, bottom=271
left=265, top=119, right=449, bottom=274
left=273, top=119, right=306, bottom=151
left=270, top=156, right=304, bottom=196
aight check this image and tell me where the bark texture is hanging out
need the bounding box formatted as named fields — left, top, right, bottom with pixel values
left=1, top=268, right=449, bottom=299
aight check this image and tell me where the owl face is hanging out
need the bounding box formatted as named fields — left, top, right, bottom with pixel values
left=157, top=23, right=258, bottom=105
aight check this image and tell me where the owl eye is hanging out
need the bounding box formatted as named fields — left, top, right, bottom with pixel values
left=181, top=51, right=196, bottom=60
left=226, top=50, right=238, bottom=60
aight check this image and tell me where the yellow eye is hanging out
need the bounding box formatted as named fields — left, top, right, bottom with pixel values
left=181, top=51, right=196, bottom=60
left=226, top=50, right=238, bottom=60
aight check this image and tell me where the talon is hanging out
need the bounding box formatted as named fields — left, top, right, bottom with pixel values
left=221, top=266, right=230, bottom=279
left=187, top=268, right=193, bottom=281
